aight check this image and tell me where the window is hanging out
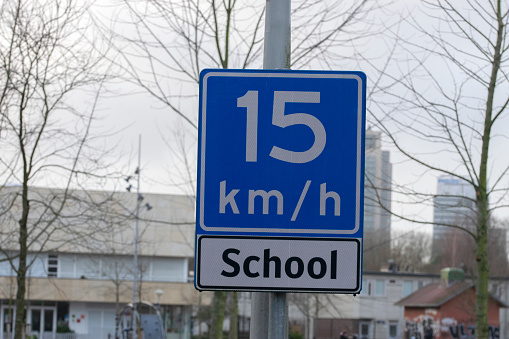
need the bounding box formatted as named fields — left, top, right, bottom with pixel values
left=47, top=255, right=58, bottom=277
left=360, top=280, right=371, bottom=296
left=359, top=322, right=370, bottom=339
left=403, top=281, right=413, bottom=297
left=361, top=279, right=386, bottom=297
left=44, top=310, right=53, bottom=332
left=490, top=283, right=504, bottom=297
left=30, top=308, right=55, bottom=336
left=31, top=309, right=41, bottom=332
left=375, top=280, right=385, bottom=296
left=388, top=322, right=398, bottom=339
left=2, top=306, right=15, bottom=337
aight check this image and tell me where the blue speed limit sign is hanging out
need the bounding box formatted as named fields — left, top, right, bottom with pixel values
left=195, top=69, right=366, bottom=293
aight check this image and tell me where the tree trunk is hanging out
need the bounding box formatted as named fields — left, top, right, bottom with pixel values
left=197, top=294, right=203, bottom=339
left=305, top=295, right=311, bottom=339
left=475, top=216, right=489, bottom=339
left=209, top=291, right=227, bottom=339
left=229, top=292, right=238, bottom=339
left=475, top=2, right=503, bottom=338
left=15, top=183, right=29, bottom=339
left=14, top=264, right=26, bottom=339
left=476, top=144, right=490, bottom=339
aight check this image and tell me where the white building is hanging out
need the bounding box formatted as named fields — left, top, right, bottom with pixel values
left=311, top=270, right=439, bottom=339
left=0, top=186, right=209, bottom=339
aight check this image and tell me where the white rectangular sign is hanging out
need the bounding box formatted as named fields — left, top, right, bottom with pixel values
left=196, top=236, right=361, bottom=292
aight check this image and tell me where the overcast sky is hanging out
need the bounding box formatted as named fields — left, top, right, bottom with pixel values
left=83, top=0, right=509, bottom=235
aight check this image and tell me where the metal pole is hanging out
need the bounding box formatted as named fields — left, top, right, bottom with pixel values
left=132, top=135, right=142, bottom=339
left=250, top=1, right=290, bottom=338
left=263, top=0, right=291, bottom=69
left=268, top=292, right=287, bottom=338
left=250, top=292, right=270, bottom=339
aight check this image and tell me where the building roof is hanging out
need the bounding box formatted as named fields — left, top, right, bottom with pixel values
left=395, top=281, right=509, bottom=308
left=364, top=270, right=440, bottom=279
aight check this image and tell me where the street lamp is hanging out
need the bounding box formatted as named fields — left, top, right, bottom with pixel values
left=155, top=289, right=165, bottom=337
left=155, top=289, right=164, bottom=309
left=125, top=135, right=152, bottom=339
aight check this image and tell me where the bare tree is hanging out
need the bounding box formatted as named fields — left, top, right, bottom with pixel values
left=81, top=206, right=138, bottom=315
left=288, top=293, right=320, bottom=339
left=0, top=0, right=118, bottom=338
left=431, top=218, right=509, bottom=277
left=94, top=1, right=385, bottom=337
left=363, top=228, right=393, bottom=271
left=390, top=231, right=431, bottom=273
left=367, top=1, right=509, bottom=337
left=107, top=0, right=379, bottom=123
left=95, top=0, right=382, bottom=190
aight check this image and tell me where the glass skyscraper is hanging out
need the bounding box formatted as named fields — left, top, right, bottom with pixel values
left=363, top=129, right=392, bottom=270
left=432, top=175, right=477, bottom=257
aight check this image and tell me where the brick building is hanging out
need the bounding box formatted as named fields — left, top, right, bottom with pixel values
left=396, top=268, right=507, bottom=339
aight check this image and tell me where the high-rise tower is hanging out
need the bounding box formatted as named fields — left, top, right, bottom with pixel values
left=363, top=129, right=392, bottom=269
left=432, top=175, right=476, bottom=259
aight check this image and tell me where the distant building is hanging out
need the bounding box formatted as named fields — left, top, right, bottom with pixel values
left=364, top=129, right=392, bottom=269
left=432, top=175, right=477, bottom=258
left=0, top=186, right=207, bottom=339
left=312, top=269, right=441, bottom=339
left=284, top=268, right=509, bottom=339
left=396, top=268, right=507, bottom=339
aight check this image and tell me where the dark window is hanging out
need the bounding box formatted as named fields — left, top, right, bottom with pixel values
left=44, top=310, right=54, bottom=332
left=48, top=255, right=58, bottom=277
left=31, top=310, right=41, bottom=332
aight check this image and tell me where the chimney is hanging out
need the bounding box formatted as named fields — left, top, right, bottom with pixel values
left=388, top=259, right=397, bottom=273
left=441, top=267, right=464, bottom=287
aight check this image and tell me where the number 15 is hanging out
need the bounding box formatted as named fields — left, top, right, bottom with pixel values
left=237, top=91, right=326, bottom=164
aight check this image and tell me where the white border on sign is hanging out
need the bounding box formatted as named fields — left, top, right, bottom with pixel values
left=199, top=71, right=364, bottom=234
left=195, top=235, right=362, bottom=293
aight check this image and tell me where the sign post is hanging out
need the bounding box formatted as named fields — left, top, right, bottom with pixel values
left=195, top=66, right=366, bottom=339
left=195, top=4, right=365, bottom=339
left=195, top=69, right=366, bottom=337
left=262, top=2, right=291, bottom=336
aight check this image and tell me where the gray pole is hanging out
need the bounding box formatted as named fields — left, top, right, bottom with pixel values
left=263, top=0, right=291, bottom=69
left=250, top=0, right=290, bottom=338
left=268, top=293, right=288, bottom=338
left=132, top=135, right=142, bottom=339
left=250, top=293, right=270, bottom=339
